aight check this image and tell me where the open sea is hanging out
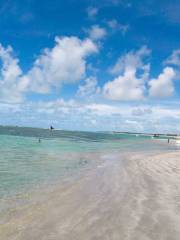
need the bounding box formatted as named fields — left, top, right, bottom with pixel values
left=0, top=126, right=178, bottom=209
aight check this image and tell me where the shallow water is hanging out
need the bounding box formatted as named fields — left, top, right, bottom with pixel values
left=0, top=126, right=178, bottom=199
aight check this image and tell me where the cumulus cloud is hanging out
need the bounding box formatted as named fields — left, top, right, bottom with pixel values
left=110, top=46, right=150, bottom=75
left=103, top=46, right=151, bottom=101
left=27, top=37, right=98, bottom=93
left=0, top=44, right=29, bottom=103
left=0, top=36, right=178, bottom=109
left=87, top=7, right=98, bottom=19
left=76, top=77, right=100, bottom=98
left=148, top=67, right=176, bottom=98
left=88, top=25, right=107, bottom=40
left=0, top=37, right=98, bottom=102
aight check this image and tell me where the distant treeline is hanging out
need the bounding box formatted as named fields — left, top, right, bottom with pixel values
left=113, top=131, right=178, bottom=137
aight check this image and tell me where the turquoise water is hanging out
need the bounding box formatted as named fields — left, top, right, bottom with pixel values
left=0, top=126, right=178, bottom=199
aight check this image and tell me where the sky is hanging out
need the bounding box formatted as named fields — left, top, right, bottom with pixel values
left=0, top=0, right=180, bottom=133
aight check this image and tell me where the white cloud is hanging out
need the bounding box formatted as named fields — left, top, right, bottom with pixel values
left=87, top=7, right=98, bottom=19
left=76, top=77, right=100, bottom=98
left=103, top=46, right=151, bottom=101
left=103, top=75, right=145, bottom=101
left=85, top=103, right=123, bottom=116
left=0, top=44, right=29, bottom=103
left=27, top=37, right=98, bottom=94
left=132, top=107, right=152, bottom=116
left=164, top=49, right=180, bottom=66
left=88, top=25, right=107, bottom=40
left=148, top=67, right=176, bottom=98
left=107, top=19, right=129, bottom=35
left=1, top=99, right=180, bottom=133
left=110, top=46, right=150, bottom=75
left=0, top=37, right=98, bottom=103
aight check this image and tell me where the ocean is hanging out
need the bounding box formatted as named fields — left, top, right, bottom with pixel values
left=1, top=126, right=180, bottom=240
left=0, top=126, right=178, bottom=205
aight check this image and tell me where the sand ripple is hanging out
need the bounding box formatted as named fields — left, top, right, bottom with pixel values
left=1, top=150, right=180, bottom=240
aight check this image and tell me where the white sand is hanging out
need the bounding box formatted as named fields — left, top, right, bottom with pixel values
left=1, top=150, right=180, bottom=240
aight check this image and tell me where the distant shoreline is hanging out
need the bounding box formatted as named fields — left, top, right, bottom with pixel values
left=113, top=131, right=179, bottom=138
left=0, top=125, right=179, bottom=137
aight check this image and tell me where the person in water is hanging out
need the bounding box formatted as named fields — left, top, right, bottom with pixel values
left=50, top=126, right=54, bottom=131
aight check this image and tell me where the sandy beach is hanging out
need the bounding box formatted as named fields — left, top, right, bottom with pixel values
left=1, top=150, right=180, bottom=240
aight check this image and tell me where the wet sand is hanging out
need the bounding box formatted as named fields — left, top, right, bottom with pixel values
left=1, top=150, right=180, bottom=240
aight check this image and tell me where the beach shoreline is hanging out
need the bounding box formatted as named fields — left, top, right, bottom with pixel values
left=1, top=149, right=180, bottom=240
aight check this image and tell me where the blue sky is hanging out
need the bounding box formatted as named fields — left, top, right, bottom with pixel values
left=0, top=0, right=180, bottom=133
